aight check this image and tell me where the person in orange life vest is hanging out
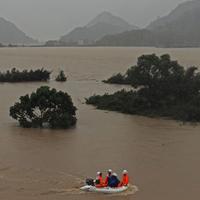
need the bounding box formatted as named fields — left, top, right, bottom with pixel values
left=119, top=170, right=129, bottom=186
left=104, top=169, right=112, bottom=186
left=95, top=172, right=105, bottom=188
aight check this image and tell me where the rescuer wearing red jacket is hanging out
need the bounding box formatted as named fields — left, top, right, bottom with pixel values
left=95, top=172, right=105, bottom=188
left=119, top=170, right=129, bottom=186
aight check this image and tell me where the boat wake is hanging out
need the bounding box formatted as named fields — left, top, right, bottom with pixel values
left=43, top=185, right=138, bottom=197
left=40, top=188, right=85, bottom=196
left=108, top=184, right=139, bottom=196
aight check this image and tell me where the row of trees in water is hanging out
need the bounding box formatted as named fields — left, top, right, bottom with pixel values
left=0, top=68, right=50, bottom=82
left=0, top=68, right=67, bottom=82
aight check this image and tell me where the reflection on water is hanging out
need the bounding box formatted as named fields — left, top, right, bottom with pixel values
left=0, top=47, right=200, bottom=200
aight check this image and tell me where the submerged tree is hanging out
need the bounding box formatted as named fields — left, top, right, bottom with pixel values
left=10, top=86, right=77, bottom=129
left=55, top=70, right=67, bottom=82
left=87, top=54, right=200, bottom=122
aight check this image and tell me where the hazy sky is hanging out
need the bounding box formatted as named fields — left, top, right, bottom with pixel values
left=0, top=0, right=186, bottom=41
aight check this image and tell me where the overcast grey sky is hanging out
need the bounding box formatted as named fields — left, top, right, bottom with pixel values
left=0, top=0, right=186, bottom=41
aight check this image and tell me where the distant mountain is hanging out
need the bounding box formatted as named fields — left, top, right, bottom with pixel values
left=60, top=11, right=138, bottom=45
left=0, top=17, right=37, bottom=45
left=147, top=0, right=200, bottom=47
left=96, top=29, right=156, bottom=46
left=86, top=11, right=137, bottom=29
left=147, top=0, right=200, bottom=31
left=96, top=0, right=200, bottom=47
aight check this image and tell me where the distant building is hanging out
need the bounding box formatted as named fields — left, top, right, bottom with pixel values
left=77, top=40, right=84, bottom=46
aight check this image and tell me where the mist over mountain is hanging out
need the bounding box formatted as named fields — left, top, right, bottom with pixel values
left=96, top=0, right=200, bottom=47
left=86, top=11, right=137, bottom=29
left=0, top=17, right=37, bottom=45
left=147, top=0, right=200, bottom=31
left=60, top=11, right=138, bottom=45
left=146, top=0, right=200, bottom=47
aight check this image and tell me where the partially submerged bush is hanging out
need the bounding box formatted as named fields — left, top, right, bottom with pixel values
left=10, top=86, right=77, bottom=129
left=56, top=70, right=67, bottom=82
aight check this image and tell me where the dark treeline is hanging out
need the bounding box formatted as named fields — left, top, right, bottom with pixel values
left=95, top=29, right=157, bottom=47
left=0, top=68, right=51, bottom=82
left=95, top=29, right=200, bottom=48
left=87, top=54, right=200, bottom=122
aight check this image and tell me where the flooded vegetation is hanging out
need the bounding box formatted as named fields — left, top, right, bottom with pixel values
left=0, top=47, right=200, bottom=200
left=87, top=54, right=200, bottom=122
left=55, top=70, right=67, bottom=82
left=0, top=68, right=50, bottom=82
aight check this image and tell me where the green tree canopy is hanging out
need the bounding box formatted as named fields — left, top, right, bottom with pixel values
left=127, top=54, right=184, bottom=87
left=10, top=86, right=77, bottom=129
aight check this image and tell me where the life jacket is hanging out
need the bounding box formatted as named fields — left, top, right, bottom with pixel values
left=120, top=174, right=129, bottom=186
left=95, top=175, right=105, bottom=188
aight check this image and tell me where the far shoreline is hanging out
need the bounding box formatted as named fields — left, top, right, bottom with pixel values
left=1, top=45, right=200, bottom=49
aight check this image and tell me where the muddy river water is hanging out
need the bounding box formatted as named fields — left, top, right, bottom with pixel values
left=0, top=47, right=200, bottom=200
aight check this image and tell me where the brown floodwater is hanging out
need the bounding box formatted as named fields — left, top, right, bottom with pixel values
left=0, top=47, right=200, bottom=200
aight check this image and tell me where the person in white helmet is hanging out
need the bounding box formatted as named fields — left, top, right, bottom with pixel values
left=119, top=170, right=129, bottom=186
left=95, top=171, right=105, bottom=188
left=108, top=172, right=120, bottom=188
left=104, top=169, right=112, bottom=187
